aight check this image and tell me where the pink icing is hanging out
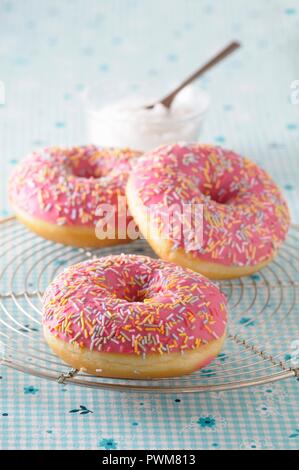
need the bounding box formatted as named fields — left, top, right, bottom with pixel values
left=9, top=145, right=141, bottom=228
left=43, top=254, right=227, bottom=356
left=129, top=143, right=290, bottom=267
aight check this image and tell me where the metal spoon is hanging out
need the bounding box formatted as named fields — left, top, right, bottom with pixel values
left=145, top=41, right=241, bottom=110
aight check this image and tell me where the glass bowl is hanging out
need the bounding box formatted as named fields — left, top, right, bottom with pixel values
left=83, top=78, right=210, bottom=151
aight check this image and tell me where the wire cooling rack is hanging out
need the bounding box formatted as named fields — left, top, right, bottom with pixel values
left=0, top=216, right=298, bottom=393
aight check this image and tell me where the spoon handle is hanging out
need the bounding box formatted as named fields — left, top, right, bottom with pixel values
left=160, top=41, right=241, bottom=109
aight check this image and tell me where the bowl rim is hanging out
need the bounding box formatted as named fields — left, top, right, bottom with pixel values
left=82, top=78, right=211, bottom=124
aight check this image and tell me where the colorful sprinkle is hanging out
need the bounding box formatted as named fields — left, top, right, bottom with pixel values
left=128, top=143, right=290, bottom=267
left=43, top=254, right=227, bottom=356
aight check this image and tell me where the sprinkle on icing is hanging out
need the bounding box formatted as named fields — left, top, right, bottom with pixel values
left=9, top=145, right=141, bottom=227
left=129, top=143, right=290, bottom=267
left=43, top=254, right=227, bottom=356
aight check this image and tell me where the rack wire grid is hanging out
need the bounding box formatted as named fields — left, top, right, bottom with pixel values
left=0, top=216, right=298, bottom=393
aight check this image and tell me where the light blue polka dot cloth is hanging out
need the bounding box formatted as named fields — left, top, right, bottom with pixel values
left=0, top=0, right=298, bottom=450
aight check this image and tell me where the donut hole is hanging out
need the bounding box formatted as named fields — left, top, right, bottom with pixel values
left=104, top=265, right=166, bottom=304
left=114, top=276, right=163, bottom=304
left=127, top=291, right=148, bottom=303
left=122, top=287, right=166, bottom=304
left=67, top=160, right=104, bottom=179
left=64, top=148, right=114, bottom=179
left=64, top=147, right=132, bottom=180
left=119, top=287, right=149, bottom=303
left=206, top=187, right=240, bottom=205
left=111, top=282, right=150, bottom=304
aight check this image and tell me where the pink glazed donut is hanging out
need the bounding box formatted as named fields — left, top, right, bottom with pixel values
left=9, top=145, right=141, bottom=247
left=43, top=254, right=227, bottom=378
left=126, top=143, right=290, bottom=279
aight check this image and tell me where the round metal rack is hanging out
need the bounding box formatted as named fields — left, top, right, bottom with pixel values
left=0, top=216, right=298, bottom=393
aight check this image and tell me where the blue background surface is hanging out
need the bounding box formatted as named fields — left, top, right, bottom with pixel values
left=0, top=0, right=299, bottom=449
